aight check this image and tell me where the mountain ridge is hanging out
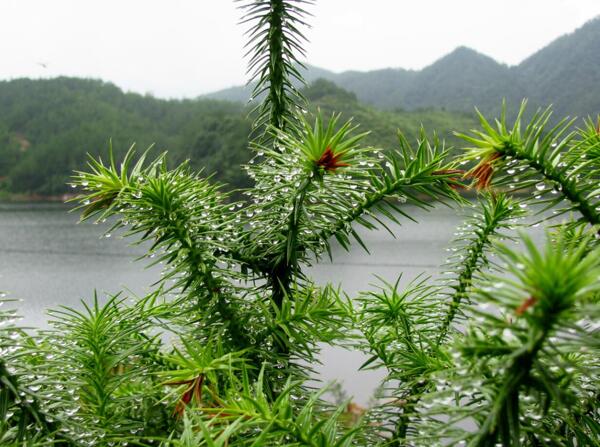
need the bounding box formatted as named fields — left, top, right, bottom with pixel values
left=206, top=17, right=600, bottom=118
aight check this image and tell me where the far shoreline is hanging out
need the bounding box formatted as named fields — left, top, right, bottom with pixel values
left=0, top=192, right=77, bottom=203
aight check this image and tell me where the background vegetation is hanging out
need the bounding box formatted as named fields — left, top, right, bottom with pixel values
left=2, top=16, right=598, bottom=198
left=0, top=78, right=475, bottom=197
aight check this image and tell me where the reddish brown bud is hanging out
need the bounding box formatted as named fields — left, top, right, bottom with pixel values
left=316, top=146, right=350, bottom=172
left=465, top=153, right=502, bottom=190
left=515, top=296, right=537, bottom=316
left=167, top=375, right=204, bottom=418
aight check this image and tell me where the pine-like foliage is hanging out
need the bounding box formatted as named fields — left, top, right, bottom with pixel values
left=167, top=366, right=358, bottom=446
left=0, top=296, right=58, bottom=445
left=5, top=2, right=599, bottom=446
left=37, top=292, right=174, bottom=444
left=238, top=0, right=313, bottom=132
left=410, top=231, right=600, bottom=446
left=356, top=193, right=526, bottom=444
left=458, top=102, right=600, bottom=228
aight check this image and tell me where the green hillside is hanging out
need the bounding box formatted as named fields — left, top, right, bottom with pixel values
left=302, top=79, right=477, bottom=150
left=0, top=77, right=477, bottom=198
left=517, top=16, right=600, bottom=118
left=0, top=78, right=252, bottom=196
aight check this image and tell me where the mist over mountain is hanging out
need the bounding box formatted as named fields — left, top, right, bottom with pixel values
left=206, top=17, right=600, bottom=118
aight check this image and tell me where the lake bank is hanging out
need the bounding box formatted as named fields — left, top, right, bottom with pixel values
left=0, top=191, right=78, bottom=203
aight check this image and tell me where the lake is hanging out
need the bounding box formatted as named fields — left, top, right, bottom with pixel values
left=0, top=201, right=543, bottom=404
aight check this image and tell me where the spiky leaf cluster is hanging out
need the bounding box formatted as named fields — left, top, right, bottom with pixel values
left=355, top=193, right=525, bottom=444
left=32, top=292, right=174, bottom=445
left=238, top=0, right=313, bottom=132
left=410, top=231, right=600, bottom=446
left=458, top=102, right=600, bottom=228
left=167, top=367, right=358, bottom=447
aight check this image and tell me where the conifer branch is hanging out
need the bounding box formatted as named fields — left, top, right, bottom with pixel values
left=436, top=192, right=525, bottom=344
left=457, top=102, right=600, bottom=227
left=179, top=366, right=358, bottom=446
left=357, top=193, right=523, bottom=444
left=413, top=232, right=600, bottom=445
left=239, top=0, right=313, bottom=133
left=240, top=113, right=370, bottom=298
left=71, top=148, right=253, bottom=352
left=317, top=131, right=465, bottom=254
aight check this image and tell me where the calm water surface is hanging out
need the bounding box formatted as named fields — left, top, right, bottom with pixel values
left=0, top=202, right=543, bottom=404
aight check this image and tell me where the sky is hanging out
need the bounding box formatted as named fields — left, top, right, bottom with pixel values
left=1, top=0, right=599, bottom=98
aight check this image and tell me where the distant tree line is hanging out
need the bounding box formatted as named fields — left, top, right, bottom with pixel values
left=0, top=77, right=477, bottom=197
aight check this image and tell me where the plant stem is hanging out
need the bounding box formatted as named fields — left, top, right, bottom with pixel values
left=395, top=194, right=512, bottom=442
left=436, top=208, right=500, bottom=345
left=267, top=0, right=287, bottom=131
left=499, top=143, right=600, bottom=226
left=470, top=328, right=549, bottom=447
left=171, top=218, right=250, bottom=351
left=270, top=175, right=312, bottom=339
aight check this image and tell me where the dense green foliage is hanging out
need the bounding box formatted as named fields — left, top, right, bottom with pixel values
left=209, top=17, right=600, bottom=118
left=1, top=2, right=599, bottom=446
left=0, top=78, right=475, bottom=197
left=0, top=78, right=251, bottom=195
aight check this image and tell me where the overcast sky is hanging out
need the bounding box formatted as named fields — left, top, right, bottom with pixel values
left=1, top=0, right=599, bottom=98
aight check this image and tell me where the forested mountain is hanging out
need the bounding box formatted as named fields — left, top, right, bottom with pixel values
left=0, top=78, right=252, bottom=196
left=517, top=16, right=600, bottom=118
left=0, top=78, right=476, bottom=197
left=207, top=17, right=600, bottom=118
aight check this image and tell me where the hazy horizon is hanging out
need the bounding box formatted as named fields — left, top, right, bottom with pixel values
left=1, top=0, right=599, bottom=98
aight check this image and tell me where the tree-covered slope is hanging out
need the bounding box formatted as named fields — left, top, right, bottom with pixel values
left=0, top=78, right=477, bottom=197
left=517, top=16, right=600, bottom=118
left=0, top=77, right=252, bottom=195
left=402, top=47, right=524, bottom=112
left=302, top=79, right=477, bottom=151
